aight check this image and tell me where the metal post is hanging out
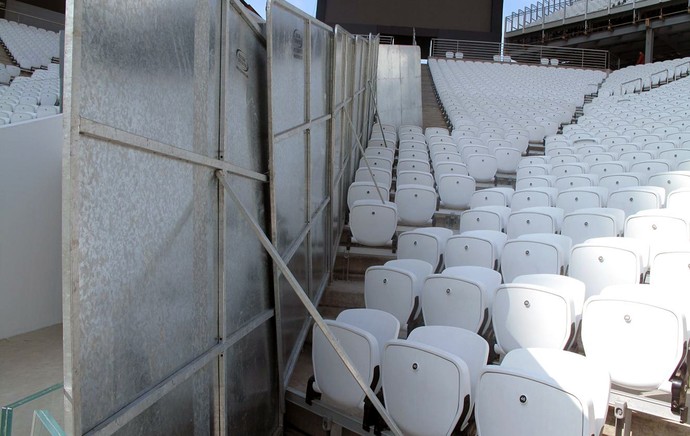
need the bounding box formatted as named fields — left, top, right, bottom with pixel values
left=216, top=171, right=404, bottom=436
left=645, top=27, right=654, bottom=64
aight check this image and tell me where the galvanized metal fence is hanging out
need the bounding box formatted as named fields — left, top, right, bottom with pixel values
left=430, top=38, right=609, bottom=70
left=62, top=0, right=380, bottom=434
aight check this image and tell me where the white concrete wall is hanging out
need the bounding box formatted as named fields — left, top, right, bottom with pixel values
left=376, top=45, right=422, bottom=128
left=0, top=115, right=62, bottom=339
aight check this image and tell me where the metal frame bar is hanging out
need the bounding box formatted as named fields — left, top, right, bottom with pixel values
left=84, top=310, right=274, bottom=435
left=217, top=171, right=402, bottom=435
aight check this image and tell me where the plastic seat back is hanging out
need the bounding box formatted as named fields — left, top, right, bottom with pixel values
left=395, top=184, right=437, bottom=226
left=469, top=187, right=513, bottom=208
left=501, top=234, right=572, bottom=282
left=422, top=266, right=501, bottom=334
left=350, top=200, right=397, bottom=246
left=556, top=187, right=608, bottom=213
left=460, top=206, right=510, bottom=233
left=493, top=283, right=573, bottom=355
left=397, top=227, right=453, bottom=272
left=568, top=237, right=647, bottom=299
left=510, top=188, right=557, bottom=211
left=437, top=174, right=475, bottom=210
left=506, top=207, right=564, bottom=238
left=347, top=182, right=389, bottom=210
left=382, top=340, right=471, bottom=436
left=562, top=207, right=625, bottom=245
left=607, top=186, right=665, bottom=218
left=582, top=287, right=687, bottom=391
left=445, top=230, right=507, bottom=270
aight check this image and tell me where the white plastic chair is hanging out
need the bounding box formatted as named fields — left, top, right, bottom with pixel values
left=355, top=167, right=392, bottom=191
left=466, top=153, right=497, bottom=184
left=582, top=286, right=688, bottom=405
left=406, top=326, right=489, bottom=430
left=397, top=227, right=454, bottom=272
left=364, top=259, right=434, bottom=332
left=460, top=206, right=511, bottom=233
left=568, top=237, right=648, bottom=299
left=650, top=243, right=690, bottom=287
left=492, top=281, right=575, bottom=356
left=597, top=172, right=647, bottom=190
left=469, top=187, right=514, bottom=208
left=648, top=171, right=690, bottom=196
left=476, top=348, right=610, bottom=436
left=349, top=200, right=398, bottom=247
left=437, top=174, right=475, bottom=210
left=501, top=234, right=572, bottom=283
left=382, top=339, right=471, bottom=435
left=562, top=207, right=625, bottom=245
left=422, top=266, right=501, bottom=335
left=510, top=188, right=558, bottom=211
left=556, top=187, right=609, bottom=213
left=347, top=182, right=389, bottom=211
left=444, top=230, right=508, bottom=271
left=506, top=206, right=564, bottom=238
left=309, top=309, right=399, bottom=413
left=607, top=186, right=666, bottom=218
left=395, top=184, right=437, bottom=226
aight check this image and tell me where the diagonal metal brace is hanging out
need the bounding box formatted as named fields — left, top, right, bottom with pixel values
left=216, top=170, right=402, bottom=435
left=343, top=107, right=387, bottom=205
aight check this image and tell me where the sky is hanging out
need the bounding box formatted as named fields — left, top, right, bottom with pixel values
left=245, top=0, right=538, bottom=31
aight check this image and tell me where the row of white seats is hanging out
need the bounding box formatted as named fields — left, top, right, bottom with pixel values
left=0, top=19, right=60, bottom=70
left=429, top=58, right=604, bottom=146
left=601, top=56, right=690, bottom=95
left=309, top=307, right=612, bottom=436
left=315, top=240, right=689, bottom=431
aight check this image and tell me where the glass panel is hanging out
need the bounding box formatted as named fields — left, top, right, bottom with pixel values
left=1, top=384, right=63, bottom=436
left=30, top=410, right=65, bottom=436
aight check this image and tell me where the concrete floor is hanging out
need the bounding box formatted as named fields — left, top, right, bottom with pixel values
left=0, top=324, right=64, bottom=434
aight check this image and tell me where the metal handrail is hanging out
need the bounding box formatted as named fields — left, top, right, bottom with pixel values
left=674, top=60, right=690, bottom=79
left=429, top=38, right=609, bottom=70
left=620, top=77, right=642, bottom=95
left=650, top=68, right=669, bottom=86
left=0, top=7, right=65, bottom=29
left=504, top=0, right=677, bottom=33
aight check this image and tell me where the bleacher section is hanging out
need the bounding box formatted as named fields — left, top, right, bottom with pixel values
left=429, top=58, right=606, bottom=156
left=0, top=63, right=61, bottom=125
left=0, top=18, right=60, bottom=70
left=307, top=56, right=690, bottom=435
left=599, top=56, right=690, bottom=95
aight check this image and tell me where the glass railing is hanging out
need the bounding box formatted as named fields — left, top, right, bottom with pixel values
left=1, top=384, right=64, bottom=436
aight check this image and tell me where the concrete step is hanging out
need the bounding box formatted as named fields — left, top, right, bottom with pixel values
left=319, top=280, right=365, bottom=310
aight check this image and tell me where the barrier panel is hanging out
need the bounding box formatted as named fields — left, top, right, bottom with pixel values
left=266, top=1, right=379, bottom=388
left=63, top=0, right=378, bottom=433
left=64, top=1, right=276, bottom=434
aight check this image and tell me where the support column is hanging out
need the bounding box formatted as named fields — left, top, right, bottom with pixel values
left=645, top=27, right=654, bottom=63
